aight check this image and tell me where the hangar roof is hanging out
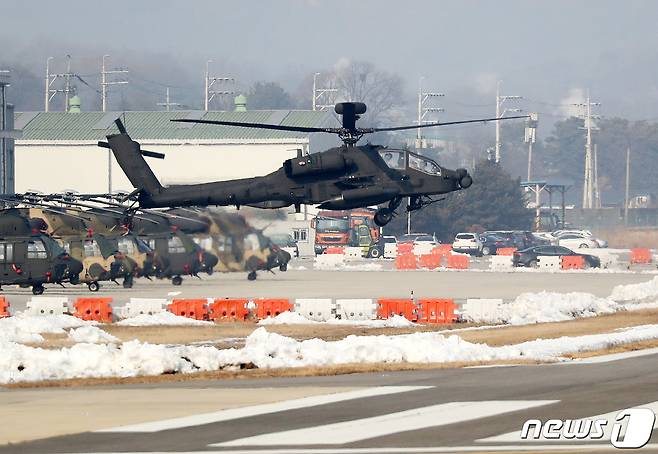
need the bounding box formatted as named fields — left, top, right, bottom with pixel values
left=14, top=110, right=332, bottom=143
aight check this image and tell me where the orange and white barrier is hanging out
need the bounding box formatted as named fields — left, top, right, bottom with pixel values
left=0, top=297, right=9, bottom=318
left=294, top=298, right=334, bottom=321
left=209, top=298, right=249, bottom=321
left=167, top=299, right=209, bottom=321
left=73, top=297, right=114, bottom=322
left=490, top=255, right=513, bottom=271
left=417, top=299, right=457, bottom=324
left=25, top=297, right=70, bottom=316
left=631, top=248, right=652, bottom=265
left=120, top=298, right=168, bottom=318
left=462, top=298, right=503, bottom=322
left=496, top=247, right=517, bottom=256
left=395, top=254, right=417, bottom=270
left=377, top=298, right=418, bottom=321
left=447, top=254, right=469, bottom=270
left=254, top=298, right=292, bottom=319
left=539, top=256, right=561, bottom=270
left=561, top=255, right=585, bottom=270
left=418, top=254, right=442, bottom=270
left=335, top=299, right=377, bottom=320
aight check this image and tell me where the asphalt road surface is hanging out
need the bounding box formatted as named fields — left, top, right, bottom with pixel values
left=5, top=263, right=656, bottom=312
left=3, top=350, right=658, bottom=453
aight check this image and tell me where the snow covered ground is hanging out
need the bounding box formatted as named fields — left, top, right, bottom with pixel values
left=115, top=312, right=212, bottom=327
left=462, top=277, right=658, bottom=324
left=2, top=277, right=658, bottom=384
left=3, top=323, right=658, bottom=384
left=258, top=312, right=415, bottom=327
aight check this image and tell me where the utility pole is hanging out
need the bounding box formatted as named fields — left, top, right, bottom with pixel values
left=494, top=81, right=522, bottom=163
left=64, top=55, right=72, bottom=112
left=593, top=143, right=601, bottom=208
left=524, top=112, right=538, bottom=181
left=415, top=76, right=444, bottom=149
left=100, top=54, right=129, bottom=112
left=625, top=146, right=631, bottom=225
left=204, top=60, right=234, bottom=111
left=312, top=72, right=338, bottom=111
left=44, top=56, right=73, bottom=112
left=157, top=87, right=181, bottom=111
left=574, top=90, right=600, bottom=209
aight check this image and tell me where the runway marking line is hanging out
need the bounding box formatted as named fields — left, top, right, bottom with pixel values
left=96, top=386, right=431, bottom=433
left=66, top=445, right=657, bottom=453
left=213, top=400, right=558, bottom=447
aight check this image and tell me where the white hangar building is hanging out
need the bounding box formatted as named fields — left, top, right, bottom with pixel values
left=13, top=109, right=332, bottom=194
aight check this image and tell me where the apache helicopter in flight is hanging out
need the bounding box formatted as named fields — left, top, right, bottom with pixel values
left=100, top=104, right=525, bottom=226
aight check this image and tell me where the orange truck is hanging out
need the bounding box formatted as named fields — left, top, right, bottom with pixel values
left=312, top=208, right=383, bottom=257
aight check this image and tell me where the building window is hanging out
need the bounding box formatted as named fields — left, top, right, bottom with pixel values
left=118, top=237, right=135, bottom=255
left=293, top=228, right=308, bottom=243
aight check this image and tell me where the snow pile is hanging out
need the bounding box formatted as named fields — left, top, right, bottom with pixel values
left=258, top=312, right=415, bottom=327
left=258, top=311, right=318, bottom=325
left=5, top=324, right=658, bottom=383
left=313, top=255, right=382, bottom=271
left=0, top=314, right=93, bottom=343
left=68, top=326, right=119, bottom=344
left=610, top=277, right=658, bottom=302
left=115, top=312, right=211, bottom=326
left=469, top=291, right=617, bottom=325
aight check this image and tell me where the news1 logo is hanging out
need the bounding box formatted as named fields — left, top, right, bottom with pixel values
left=520, top=408, right=656, bottom=448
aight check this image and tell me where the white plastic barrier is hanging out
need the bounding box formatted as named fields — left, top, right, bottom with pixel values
left=314, top=254, right=345, bottom=269
left=413, top=243, right=435, bottom=256
left=461, top=298, right=504, bottom=323
left=335, top=298, right=377, bottom=320
left=538, top=255, right=561, bottom=270
left=118, top=298, right=168, bottom=319
left=294, top=298, right=334, bottom=322
left=344, top=247, right=363, bottom=260
left=24, top=297, right=70, bottom=315
left=489, top=255, right=513, bottom=271
left=577, top=250, right=618, bottom=269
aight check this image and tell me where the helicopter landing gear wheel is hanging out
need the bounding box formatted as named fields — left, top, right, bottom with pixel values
left=32, top=284, right=45, bottom=295
left=369, top=247, right=382, bottom=258
left=172, top=275, right=183, bottom=286
left=374, top=208, right=393, bottom=227
left=279, top=263, right=288, bottom=272
left=123, top=275, right=134, bottom=289
left=88, top=281, right=100, bottom=292
left=247, top=271, right=257, bottom=281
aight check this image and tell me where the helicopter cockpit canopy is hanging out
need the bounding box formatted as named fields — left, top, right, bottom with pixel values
left=378, top=149, right=442, bottom=176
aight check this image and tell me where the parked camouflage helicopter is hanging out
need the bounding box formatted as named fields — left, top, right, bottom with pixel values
left=167, top=208, right=291, bottom=280
left=0, top=209, right=83, bottom=294
left=4, top=196, right=153, bottom=292
left=100, top=106, right=525, bottom=226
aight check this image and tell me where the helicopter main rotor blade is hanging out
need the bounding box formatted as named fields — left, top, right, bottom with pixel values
left=366, top=115, right=529, bottom=133
left=172, top=118, right=334, bottom=134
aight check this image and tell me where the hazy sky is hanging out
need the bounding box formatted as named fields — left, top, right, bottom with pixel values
left=4, top=0, right=658, bottom=120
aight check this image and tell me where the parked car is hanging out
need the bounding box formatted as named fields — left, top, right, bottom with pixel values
left=556, top=233, right=600, bottom=249
left=512, top=245, right=601, bottom=268
left=399, top=233, right=434, bottom=244
left=452, top=232, right=482, bottom=255
left=412, top=234, right=438, bottom=247
left=479, top=233, right=513, bottom=255
left=553, top=230, right=608, bottom=248
left=382, top=235, right=397, bottom=258
left=484, top=230, right=537, bottom=249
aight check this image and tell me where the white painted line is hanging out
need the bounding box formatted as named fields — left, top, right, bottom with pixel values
left=96, top=386, right=431, bottom=433
left=213, top=400, right=558, bottom=447
left=560, top=346, right=658, bottom=364
left=478, top=400, right=658, bottom=443
left=74, top=444, right=655, bottom=453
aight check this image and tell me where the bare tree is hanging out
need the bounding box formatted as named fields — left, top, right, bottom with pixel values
left=328, top=59, right=404, bottom=126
